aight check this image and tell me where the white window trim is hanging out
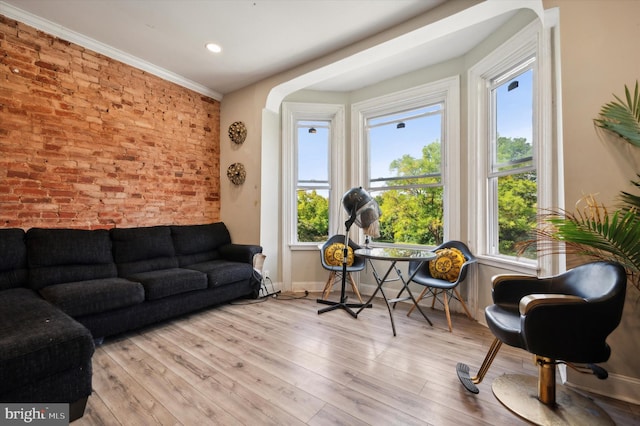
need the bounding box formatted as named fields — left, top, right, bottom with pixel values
left=282, top=102, right=345, bottom=249
left=351, top=76, right=460, bottom=245
left=468, top=11, right=562, bottom=276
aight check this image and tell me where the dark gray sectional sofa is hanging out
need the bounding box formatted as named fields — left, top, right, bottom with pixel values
left=0, top=223, right=262, bottom=421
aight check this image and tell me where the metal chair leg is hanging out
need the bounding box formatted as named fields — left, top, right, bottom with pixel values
left=431, top=288, right=439, bottom=308
left=456, top=337, right=503, bottom=394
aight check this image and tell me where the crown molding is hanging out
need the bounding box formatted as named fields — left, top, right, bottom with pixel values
left=0, top=1, right=223, bottom=101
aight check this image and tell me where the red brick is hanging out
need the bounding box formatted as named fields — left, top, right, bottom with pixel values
left=1, top=16, right=221, bottom=230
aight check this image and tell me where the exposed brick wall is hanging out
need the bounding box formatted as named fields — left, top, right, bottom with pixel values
left=0, top=15, right=220, bottom=230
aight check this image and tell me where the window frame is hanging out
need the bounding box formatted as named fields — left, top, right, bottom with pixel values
left=487, top=60, right=537, bottom=258
left=351, top=76, right=460, bottom=247
left=282, top=102, right=345, bottom=248
left=468, top=14, right=562, bottom=275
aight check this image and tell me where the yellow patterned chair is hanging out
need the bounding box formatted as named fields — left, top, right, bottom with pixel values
left=319, top=235, right=365, bottom=302
left=406, top=240, right=476, bottom=331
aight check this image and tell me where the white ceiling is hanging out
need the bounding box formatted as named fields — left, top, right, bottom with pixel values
left=0, top=0, right=526, bottom=99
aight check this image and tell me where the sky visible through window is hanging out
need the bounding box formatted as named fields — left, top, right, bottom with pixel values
left=497, top=69, right=533, bottom=143
left=297, top=122, right=329, bottom=184
left=368, top=106, right=441, bottom=186
left=297, top=72, right=532, bottom=192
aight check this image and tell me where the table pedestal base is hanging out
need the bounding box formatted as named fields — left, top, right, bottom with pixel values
left=317, top=297, right=372, bottom=318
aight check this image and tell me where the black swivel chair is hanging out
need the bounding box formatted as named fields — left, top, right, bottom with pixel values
left=406, top=241, right=476, bottom=332
left=319, top=234, right=365, bottom=302
left=457, top=261, right=627, bottom=425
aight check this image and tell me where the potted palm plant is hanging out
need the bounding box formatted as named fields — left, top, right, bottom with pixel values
left=526, top=82, right=640, bottom=292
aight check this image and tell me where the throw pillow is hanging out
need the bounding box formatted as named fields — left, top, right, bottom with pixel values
left=324, top=243, right=355, bottom=267
left=429, top=247, right=465, bottom=282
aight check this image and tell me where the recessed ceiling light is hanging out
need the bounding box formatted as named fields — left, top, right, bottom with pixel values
left=205, top=43, right=222, bottom=53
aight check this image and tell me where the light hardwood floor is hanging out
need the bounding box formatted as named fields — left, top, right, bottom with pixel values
left=75, top=293, right=640, bottom=425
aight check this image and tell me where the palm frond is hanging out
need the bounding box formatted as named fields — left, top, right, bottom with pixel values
left=619, top=175, right=640, bottom=211
left=521, top=195, right=640, bottom=292
left=594, top=81, right=640, bottom=147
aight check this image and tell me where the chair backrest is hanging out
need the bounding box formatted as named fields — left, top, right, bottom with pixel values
left=320, top=234, right=365, bottom=271
left=522, top=261, right=627, bottom=363
left=556, top=261, right=626, bottom=302
left=552, top=261, right=627, bottom=336
left=438, top=240, right=476, bottom=282
left=409, top=240, right=476, bottom=283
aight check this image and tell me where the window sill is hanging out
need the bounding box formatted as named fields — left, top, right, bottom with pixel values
left=290, top=243, right=323, bottom=251
left=476, top=254, right=538, bottom=275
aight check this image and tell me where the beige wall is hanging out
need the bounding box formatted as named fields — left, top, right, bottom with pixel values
left=219, top=84, right=266, bottom=245
left=545, top=0, right=640, bottom=204
left=542, top=0, right=640, bottom=399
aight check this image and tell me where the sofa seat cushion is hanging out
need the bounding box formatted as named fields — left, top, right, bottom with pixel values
left=0, top=288, right=94, bottom=396
left=126, top=268, right=207, bottom=301
left=185, top=260, right=253, bottom=288
left=39, top=278, right=145, bottom=317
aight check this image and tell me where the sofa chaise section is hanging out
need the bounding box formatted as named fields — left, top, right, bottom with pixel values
left=0, top=288, right=94, bottom=421
left=0, top=228, right=94, bottom=421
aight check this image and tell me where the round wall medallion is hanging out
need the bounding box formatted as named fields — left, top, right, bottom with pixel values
left=226, top=162, right=246, bottom=185
left=228, top=121, right=247, bottom=144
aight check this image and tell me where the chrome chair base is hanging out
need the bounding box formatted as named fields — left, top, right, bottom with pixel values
left=492, top=374, right=614, bottom=426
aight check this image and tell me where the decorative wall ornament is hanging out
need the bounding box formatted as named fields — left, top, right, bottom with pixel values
left=228, top=121, right=247, bottom=144
left=226, top=162, right=246, bottom=185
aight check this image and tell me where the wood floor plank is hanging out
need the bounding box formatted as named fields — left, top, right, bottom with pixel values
left=182, top=302, right=536, bottom=425
left=157, top=321, right=325, bottom=423
left=199, top=302, right=427, bottom=393
left=183, top=311, right=430, bottom=425
left=134, top=330, right=307, bottom=426
left=79, top=393, right=120, bottom=426
left=73, top=293, right=640, bottom=425
left=103, top=337, right=243, bottom=425
left=88, top=347, right=180, bottom=425
left=307, top=403, right=371, bottom=426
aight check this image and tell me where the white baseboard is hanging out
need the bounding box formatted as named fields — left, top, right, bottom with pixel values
left=566, top=369, right=640, bottom=406
left=290, top=281, right=323, bottom=294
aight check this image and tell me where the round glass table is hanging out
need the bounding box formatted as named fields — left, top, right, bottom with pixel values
left=355, top=247, right=437, bottom=336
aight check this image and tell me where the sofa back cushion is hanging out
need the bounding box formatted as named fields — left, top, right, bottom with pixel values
left=171, top=222, right=231, bottom=266
left=110, top=226, right=178, bottom=276
left=26, top=228, right=117, bottom=290
left=0, top=228, right=28, bottom=290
